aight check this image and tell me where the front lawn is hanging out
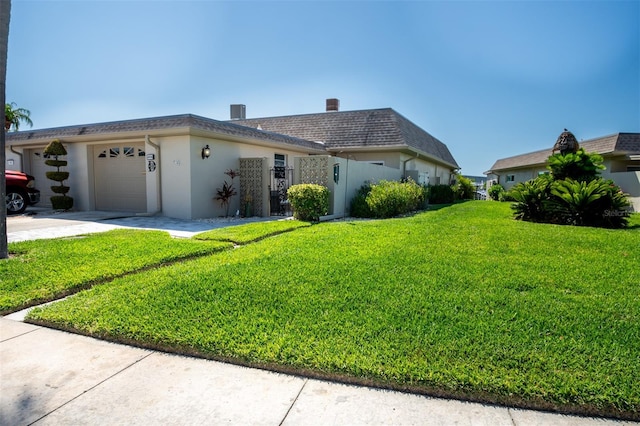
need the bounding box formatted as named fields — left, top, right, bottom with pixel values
left=0, top=229, right=231, bottom=314
left=24, top=202, right=640, bottom=419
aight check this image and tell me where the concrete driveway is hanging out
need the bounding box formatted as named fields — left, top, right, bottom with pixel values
left=6, top=208, right=272, bottom=242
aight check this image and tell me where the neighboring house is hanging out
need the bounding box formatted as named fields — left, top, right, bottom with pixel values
left=5, top=102, right=460, bottom=219
left=485, top=133, right=640, bottom=211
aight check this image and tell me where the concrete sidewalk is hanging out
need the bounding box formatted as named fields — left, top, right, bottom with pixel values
left=3, top=209, right=638, bottom=425
left=2, top=319, right=634, bottom=426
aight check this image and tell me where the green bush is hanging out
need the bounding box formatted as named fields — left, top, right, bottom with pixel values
left=547, top=179, right=630, bottom=228
left=488, top=184, right=505, bottom=201
left=349, top=184, right=373, bottom=218
left=287, top=184, right=329, bottom=222
left=365, top=179, right=424, bottom=218
left=509, top=174, right=553, bottom=222
left=428, top=184, right=454, bottom=204
left=50, top=195, right=74, bottom=211
left=510, top=148, right=630, bottom=228
left=547, top=148, right=604, bottom=182
left=45, top=171, right=70, bottom=182
left=453, top=175, right=475, bottom=200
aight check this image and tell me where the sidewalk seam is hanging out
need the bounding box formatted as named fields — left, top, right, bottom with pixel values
left=0, top=326, right=39, bottom=343
left=279, top=378, right=308, bottom=426
left=507, top=407, right=518, bottom=426
left=26, top=351, right=154, bottom=426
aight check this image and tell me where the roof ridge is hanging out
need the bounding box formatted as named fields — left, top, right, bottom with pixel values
left=233, top=107, right=394, bottom=122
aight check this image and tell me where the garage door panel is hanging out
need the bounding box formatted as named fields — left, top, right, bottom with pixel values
left=94, top=144, right=146, bottom=212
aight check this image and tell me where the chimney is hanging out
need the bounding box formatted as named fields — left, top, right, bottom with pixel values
left=326, top=98, right=339, bottom=112
left=230, top=104, right=246, bottom=120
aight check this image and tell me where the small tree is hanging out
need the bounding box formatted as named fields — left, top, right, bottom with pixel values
left=44, top=139, right=73, bottom=210
left=214, top=169, right=239, bottom=217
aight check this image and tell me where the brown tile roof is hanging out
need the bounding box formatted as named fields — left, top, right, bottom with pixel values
left=487, top=133, right=640, bottom=173
left=230, top=108, right=459, bottom=168
left=6, top=114, right=326, bottom=152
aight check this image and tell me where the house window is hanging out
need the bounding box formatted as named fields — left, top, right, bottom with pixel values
left=627, top=166, right=640, bottom=172
left=275, top=153, right=286, bottom=168
left=506, top=175, right=516, bottom=182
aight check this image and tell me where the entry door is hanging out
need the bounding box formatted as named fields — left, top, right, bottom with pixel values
left=94, top=143, right=147, bottom=212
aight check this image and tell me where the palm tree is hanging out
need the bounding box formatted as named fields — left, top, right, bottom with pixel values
left=5, top=101, right=32, bottom=131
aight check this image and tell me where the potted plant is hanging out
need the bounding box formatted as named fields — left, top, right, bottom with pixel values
left=214, top=169, right=239, bottom=217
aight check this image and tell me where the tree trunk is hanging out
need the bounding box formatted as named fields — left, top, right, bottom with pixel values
left=0, top=0, right=12, bottom=259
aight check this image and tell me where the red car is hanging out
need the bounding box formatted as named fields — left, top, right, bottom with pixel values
left=5, top=170, right=41, bottom=214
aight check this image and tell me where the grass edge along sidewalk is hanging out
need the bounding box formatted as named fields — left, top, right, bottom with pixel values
left=21, top=202, right=640, bottom=420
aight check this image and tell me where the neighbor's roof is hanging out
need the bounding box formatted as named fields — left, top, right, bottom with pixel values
left=230, top=108, right=459, bottom=168
left=486, top=133, right=640, bottom=173
left=5, top=114, right=327, bottom=152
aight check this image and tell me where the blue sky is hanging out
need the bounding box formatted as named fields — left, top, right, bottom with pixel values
left=7, top=0, right=640, bottom=176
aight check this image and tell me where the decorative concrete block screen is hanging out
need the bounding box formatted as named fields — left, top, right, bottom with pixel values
left=298, top=156, right=330, bottom=186
left=239, top=157, right=267, bottom=217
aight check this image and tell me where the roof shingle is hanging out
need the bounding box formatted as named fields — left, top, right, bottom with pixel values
left=6, top=114, right=326, bottom=152
left=230, top=108, right=459, bottom=168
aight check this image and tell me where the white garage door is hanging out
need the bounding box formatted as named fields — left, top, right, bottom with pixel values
left=94, top=143, right=147, bottom=212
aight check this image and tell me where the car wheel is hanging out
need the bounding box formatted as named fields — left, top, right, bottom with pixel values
left=6, top=190, right=27, bottom=214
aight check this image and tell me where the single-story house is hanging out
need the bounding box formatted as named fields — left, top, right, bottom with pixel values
left=5, top=100, right=459, bottom=219
left=485, top=132, right=640, bottom=211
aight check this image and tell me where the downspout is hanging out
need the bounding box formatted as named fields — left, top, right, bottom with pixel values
left=145, top=135, right=162, bottom=214
left=402, top=152, right=419, bottom=178
left=9, top=146, right=23, bottom=172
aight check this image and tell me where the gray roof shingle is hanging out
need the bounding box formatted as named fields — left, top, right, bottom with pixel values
left=230, top=108, right=459, bottom=168
left=487, top=133, right=640, bottom=173
left=6, top=114, right=326, bottom=152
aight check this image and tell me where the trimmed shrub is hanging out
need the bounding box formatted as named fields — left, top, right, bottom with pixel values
left=44, top=139, right=73, bottom=211
left=365, top=179, right=424, bottom=218
left=349, top=184, right=373, bottom=218
left=428, top=184, right=454, bottom=204
left=287, top=184, right=329, bottom=222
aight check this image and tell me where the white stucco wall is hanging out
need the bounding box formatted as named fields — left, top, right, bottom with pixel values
left=186, top=136, right=320, bottom=219
left=308, top=156, right=402, bottom=217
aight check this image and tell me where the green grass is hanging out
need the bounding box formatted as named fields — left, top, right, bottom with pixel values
left=194, top=219, right=311, bottom=244
left=22, top=202, right=640, bottom=419
left=1, top=229, right=231, bottom=314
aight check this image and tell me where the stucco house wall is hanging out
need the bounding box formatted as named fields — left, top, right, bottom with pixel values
left=295, top=156, right=402, bottom=217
